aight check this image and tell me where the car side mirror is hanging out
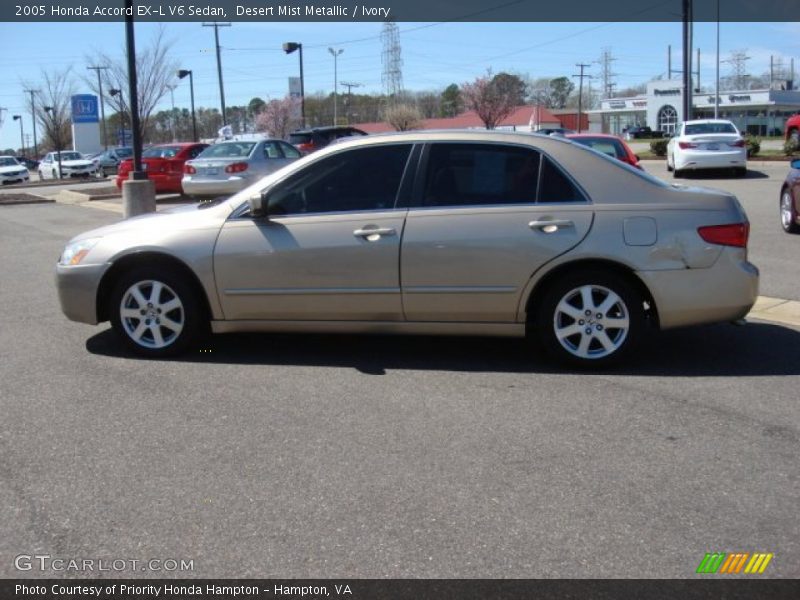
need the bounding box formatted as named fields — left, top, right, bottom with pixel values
left=248, top=191, right=270, bottom=219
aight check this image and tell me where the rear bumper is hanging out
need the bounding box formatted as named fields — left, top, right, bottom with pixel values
left=181, top=176, right=248, bottom=197
left=675, top=149, right=746, bottom=171
left=56, top=263, right=110, bottom=325
left=638, top=247, right=759, bottom=329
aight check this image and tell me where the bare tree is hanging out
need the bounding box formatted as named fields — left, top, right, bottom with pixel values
left=84, top=25, right=178, bottom=144
left=255, top=97, right=301, bottom=139
left=22, top=68, right=76, bottom=152
left=384, top=104, right=423, bottom=131
left=461, top=72, right=518, bottom=129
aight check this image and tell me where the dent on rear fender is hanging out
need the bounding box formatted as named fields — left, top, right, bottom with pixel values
left=647, top=234, right=720, bottom=269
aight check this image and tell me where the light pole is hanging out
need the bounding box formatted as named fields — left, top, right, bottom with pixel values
left=177, top=69, right=198, bottom=142
left=166, top=83, right=177, bottom=141
left=715, top=0, right=720, bottom=119
left=109, top=88, right=126, bottom=145
left=43, top=106, right=62, bottom=178
left=12, top=115, right=24, bottom=156
left=202, top=21, right=231, bottom=126
left=87, top=65, right=110, bottom=149
left=328, top=47, right=343, bottom=126
left=283, top=42, right=305, bottom=128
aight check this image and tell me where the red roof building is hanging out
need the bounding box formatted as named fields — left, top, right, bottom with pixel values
left=353, top=105, right=562, bottom=133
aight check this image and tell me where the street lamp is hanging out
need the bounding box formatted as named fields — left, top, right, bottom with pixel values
left=12, top=115, right=24, bottom=156
left=108, top=88, right=127, bottom=145
left=177, top=69, right=198, bottom=142
left=328, top=47, right=343, bottom=125
left=283, top=42, right=305, bottom=128
left=43, top=106, right=63, bottom=178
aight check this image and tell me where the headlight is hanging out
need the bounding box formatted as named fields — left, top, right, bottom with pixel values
left=59, top=237, right=101, bottom=266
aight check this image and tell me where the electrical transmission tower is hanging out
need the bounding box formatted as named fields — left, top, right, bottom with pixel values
left=381, top=21, right=404, bottom=102
left=597, top=47, right=617, bottom=98
left=724, top=49, right=751, bottom=90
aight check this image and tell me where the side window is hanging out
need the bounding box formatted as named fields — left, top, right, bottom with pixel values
left=538, top=156, right=587, bottom=203
left=422, top=143, right=540, bottom=207
left=279, top=142, right=301, bottom=159
left=267, top=144, right=412, bottom=215
left=263, top=142, right=282, bottom=159
left=188, top=146, right=204, bottom=159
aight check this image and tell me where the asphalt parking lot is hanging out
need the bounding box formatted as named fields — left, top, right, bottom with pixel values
left=0, top=162, right=798, bottom=578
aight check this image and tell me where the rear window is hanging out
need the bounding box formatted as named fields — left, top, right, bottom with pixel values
left=289, top=133, right=312, bottom=145
left=198, top=142, right=256, bottom=158
left=142, top=146, right=182, bottom=159
left=685, top=122, right=737, bottom=135
left=115, top=147, right=133, bottom=158
left=59, top=152, right=82, bottom=161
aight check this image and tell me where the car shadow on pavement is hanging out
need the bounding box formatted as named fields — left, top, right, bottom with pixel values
left=86, top=320, right=800, bottom=377
left=678, top=168, right=769, bottom=180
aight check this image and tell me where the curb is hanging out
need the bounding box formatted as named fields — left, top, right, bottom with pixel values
left=746, top=296, right=800, bottom=329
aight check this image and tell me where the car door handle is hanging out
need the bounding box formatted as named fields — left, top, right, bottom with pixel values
left=353, top=227, right=396, bottom=238
left=529, top=219, right=574, bottom=232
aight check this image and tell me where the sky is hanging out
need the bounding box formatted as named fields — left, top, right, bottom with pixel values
left=0, top=20, right=799, bottom=151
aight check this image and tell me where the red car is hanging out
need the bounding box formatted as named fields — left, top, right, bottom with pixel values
left=566, top=133, right=642, bottom=169
left=780, top=158, right=800, bottom=234
left=116, top=143, right=208, bottom=193
left=785, top=113, right=800, bottom=145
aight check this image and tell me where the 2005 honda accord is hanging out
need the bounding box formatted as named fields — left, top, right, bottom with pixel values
left=56, top=131, right=759, bottom=366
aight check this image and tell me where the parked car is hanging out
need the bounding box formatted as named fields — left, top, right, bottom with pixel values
left=666, top=119, right=747, bottom=178
left=288, top=126, right=367, bottom=154
left=16, top=156, right=39, bottom=170
left=780, top=158, right=800, bottom=234
left=784, top=113, right=800, bottom=145
left=0, top=156, right=30, bottom=185
left=92, top=147, right=133, bottom=177
left=115, top=143, right=208, bottom=193
left=38, top=151, right=97, bottom=179
left=56, top=131, right=758, bottom=367
left=566, top=133, right=642, bottom=169
left=182, top=139, right=300, bottom=198
left=624, top=126, right=664, bottom=140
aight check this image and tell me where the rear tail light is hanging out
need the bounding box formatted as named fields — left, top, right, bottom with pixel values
left=678, top=141, right=698, bottom=149
left=731, top=139, right=746, bottom=148
left=225, top=162, right=249, bottom=174
left=697, top=223, right=749, bottom=248
left=184, top=164, right=196, bottom=174
left=297, top=143, right=313, bottom=153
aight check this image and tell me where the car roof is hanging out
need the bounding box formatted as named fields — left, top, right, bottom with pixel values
left=682, top=119, right=735, bottom=125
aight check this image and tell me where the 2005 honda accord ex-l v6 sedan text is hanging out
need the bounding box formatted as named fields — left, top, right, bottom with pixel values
left=56, top=131, right=759, bottom=367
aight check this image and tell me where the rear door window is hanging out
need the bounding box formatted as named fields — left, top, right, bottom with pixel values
left=538, top=156, right=587, bottom=203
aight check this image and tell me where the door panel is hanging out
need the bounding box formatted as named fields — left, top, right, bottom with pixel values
left=401, top=205, right=593, bottom=322
left=214, top=210, right=406, bottom=321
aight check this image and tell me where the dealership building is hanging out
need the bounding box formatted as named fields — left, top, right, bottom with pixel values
left=591, top=79, right=800, bottom=136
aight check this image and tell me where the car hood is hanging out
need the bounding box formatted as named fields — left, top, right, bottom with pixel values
left=0, top=165, right=27, bottom=174
left=68, top=202, right=232, bottom=244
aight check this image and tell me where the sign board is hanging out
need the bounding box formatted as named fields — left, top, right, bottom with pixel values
left=71, top=94, right=99, bottom=123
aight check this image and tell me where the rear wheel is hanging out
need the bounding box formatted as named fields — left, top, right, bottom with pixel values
left=534, top=270, right=645, bottom=368
left=109, top=267, right=206, bottom=357
left=781, top=189, right=800, bottom=234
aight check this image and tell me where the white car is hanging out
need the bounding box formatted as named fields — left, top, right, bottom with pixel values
left=666, top=119, right=747, bottom=178
left=38, top=151, right=98, bottom=180
left=0, top=156, right=30, bottom=185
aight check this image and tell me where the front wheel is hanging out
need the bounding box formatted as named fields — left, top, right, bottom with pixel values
left=534, top=271, right=645, bottom=367
left=781, top=189, right=800, bottom=234
left=109, top=267, right=206, bottom=357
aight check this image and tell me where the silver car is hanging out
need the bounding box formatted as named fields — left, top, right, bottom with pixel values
left=56, top=131, right=759, bottom=366
left=182, top=139, right=300, bottom=198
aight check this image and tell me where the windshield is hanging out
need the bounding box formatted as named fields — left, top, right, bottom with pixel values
left=685, top=122, right=737, bottom=135
left=115, top=147, right=133, bottom=158
left=58, top=152, right=83, bottom=161
left=288, top=133, right=312, bottom=145
left=0, top=157, right=20, bottom=167
left=143, top=146, right=182, bottom=159
left=198, top=142, right=256, bottom=159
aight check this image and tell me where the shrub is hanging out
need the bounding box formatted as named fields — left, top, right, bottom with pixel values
left=650, top=139, right=668, bottom=156
left=784, top=139, right=800, bottom=156
left=744, top=135, right=760, bottom=158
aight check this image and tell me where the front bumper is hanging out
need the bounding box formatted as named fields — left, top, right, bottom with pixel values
left=0, top=172, right=29, bottom=184
left=56, top=263, right=110, bottom=325
left=638, top=247, right=759, bottom=329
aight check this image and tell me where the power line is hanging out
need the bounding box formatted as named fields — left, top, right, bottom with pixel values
left=572, top=63, right=592, bottom=134
left=381, top=22, right=404, bottom=102
left=22, top=88, right=39, bottom=157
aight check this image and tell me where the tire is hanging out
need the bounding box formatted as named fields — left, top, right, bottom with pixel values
left=673, top=168, right=684, bottom=179
left=533, top=270, right=645, bottom=368
left=109, top=266, right=206, bottom=357
left=781, top=188, right=800, bottom=234
left=52, top=169, right=58, bottom=179
left=666, top=156, right=673, bottom=172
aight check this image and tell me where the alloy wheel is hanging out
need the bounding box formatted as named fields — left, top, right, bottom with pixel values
left=119, top=280, right=184, bottom=349
left=553, top=284, right=630, bottom=360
